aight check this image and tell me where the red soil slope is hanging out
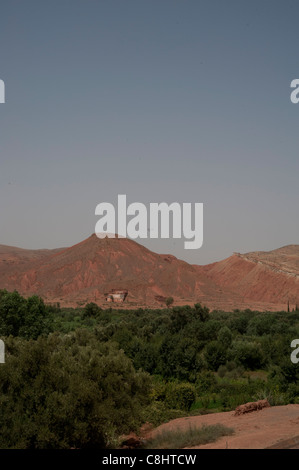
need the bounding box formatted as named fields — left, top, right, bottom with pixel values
left=0, top=235, right=298, bottom=310
left=0, top=235, right=222, bottom=307
left=202, top=246, right=299, bottom=310
left=149, top=404, right=299, bottom=449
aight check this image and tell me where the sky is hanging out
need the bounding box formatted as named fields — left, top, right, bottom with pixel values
left=0, top=0, right=299, bottom=265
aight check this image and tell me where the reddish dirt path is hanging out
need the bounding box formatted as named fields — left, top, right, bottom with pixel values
left=150, top=405, right=299, bottom=449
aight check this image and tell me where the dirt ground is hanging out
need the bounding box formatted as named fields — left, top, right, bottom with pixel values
left=150, top=404, right=299, bottom=449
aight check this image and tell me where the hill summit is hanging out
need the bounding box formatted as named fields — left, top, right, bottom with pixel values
left=0, top=235, right=299, bottom=311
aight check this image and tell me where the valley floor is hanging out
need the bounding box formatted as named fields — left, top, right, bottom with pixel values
left=149, top=404, right=299, bottom=449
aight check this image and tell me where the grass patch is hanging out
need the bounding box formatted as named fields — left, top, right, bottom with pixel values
left=144, top=423, right=234, bottom=449
left=244, top=370, right=268, bottom=381
left=190, top=397, right=223, bottom=413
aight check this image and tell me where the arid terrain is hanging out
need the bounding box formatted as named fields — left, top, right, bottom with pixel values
left=0, top=234, right=299, bottom=311
left=149, top=404, right=299, bottom=449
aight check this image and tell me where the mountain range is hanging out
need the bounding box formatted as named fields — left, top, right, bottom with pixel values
left=0, top=234, right=298, bottom=311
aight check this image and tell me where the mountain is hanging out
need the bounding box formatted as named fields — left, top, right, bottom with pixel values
left=0, top=235, right=215, bottom=307
left=0, top=235, right=298, bottom=311
left=0, top=244, right=64, bottom=291
left=201, top=246, right=299, bottom=310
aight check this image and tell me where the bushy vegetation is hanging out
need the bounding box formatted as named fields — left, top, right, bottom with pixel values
left=0, top=291, right=299, bottom=448
left=0, top=331, right=151, bottom=448
left=144, top=424, right=234, bottom=449
left=0, top=290, right=53, bottom=339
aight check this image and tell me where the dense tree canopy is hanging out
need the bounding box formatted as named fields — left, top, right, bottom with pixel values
left=0, top=292, right=299, bottom=448
left=0, top=331, right=151, bottom=448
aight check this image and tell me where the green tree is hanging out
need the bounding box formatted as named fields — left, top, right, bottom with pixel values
left=194, top=303, right=210, bottom=322
left=204, top=341, right=227, bottom=371
left=0, top=290, right=27, bottom=336
left=0, top=291, right=52, bottom=339
left=0, top=332, right=151, bottom=449
left=229, top=341, right=265, bottom=370
left=83, top=302, right=102, bottom=318
left=166, top=297, right=174, bottom=308
left=165, top=383, right=196, bottom=411
left=217, top=326, right=233, bottom=349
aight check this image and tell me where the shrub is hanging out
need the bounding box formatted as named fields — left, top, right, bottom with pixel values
left=217, top=327, right=233, bottom=348
left=165, top=383, right=196, bottom=411
left=229, top=341, right=265, bottom=370
left=204, top=341, right=227, bottom=371
left=196, top=371, right=217, bottom=394
left=0, top=333, right=151, bottom=449
left=144, top=424, right=234, bottom=449
left=83, top=302, right=102, bottom=318
left=166, top=297, right=174, bottom=308
left=0, top=290, right=52, bottom=339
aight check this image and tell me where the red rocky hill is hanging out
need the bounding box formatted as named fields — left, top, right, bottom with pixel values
left=0, top=235, right=298, bottom=311
left=201, top=245, right=299, bottom=311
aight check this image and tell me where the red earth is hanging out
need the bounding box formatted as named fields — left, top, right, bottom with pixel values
left=148, top=404, right=299, bottom=449
left=0, top=234, right=298, bottom=311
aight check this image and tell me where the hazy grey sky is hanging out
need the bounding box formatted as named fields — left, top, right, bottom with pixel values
left=0, top=0, right=299, bottom=265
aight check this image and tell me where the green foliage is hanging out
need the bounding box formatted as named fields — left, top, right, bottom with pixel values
left=165, top=297, right=174, bottom=308
left=0, top=290, right=27, bottom=336
left=196, top=371, right=217, bottom=394
left=141, top=402, right=186, bottom=427
left=157, top=334, right=202, bottom=380
left=229, top=313, right=250, bottom=334
left=0, top=332, right=151, bottom=449
left=194, top=303, right=210, bottom=322
left=253, top=387, right=287, bottom=406
left=0, top=290, right=53, bottom=339
left=164, top=382, right=196, bottom=411
left=229, top=341, right=265, bottom=370
left=0, top=293, right=298, bottom=448
left=217, top=326, right=233, bottom=348
left=246, top=314, right=277, bottom=336
left=217, top=361, right=244, bottom=380
left=83, top=302, right=102, bottom=318
left=204, top=341, right=227, bottom=371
